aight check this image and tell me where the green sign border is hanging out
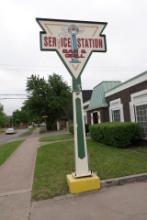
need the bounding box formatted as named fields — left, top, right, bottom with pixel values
left=36, top=18, right=107, bottom=79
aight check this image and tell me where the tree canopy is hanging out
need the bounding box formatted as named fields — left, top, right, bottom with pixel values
left=12, top=109, right=30, bottom=126
left=23, top=73, right=72, bottom=129
left=0, top=103, right=9, bottom=127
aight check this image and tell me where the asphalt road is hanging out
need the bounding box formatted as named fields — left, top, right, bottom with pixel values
left=0, top=128, right=28, bottom=144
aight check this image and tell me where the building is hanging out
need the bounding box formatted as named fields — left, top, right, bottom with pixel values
left=87, top=81, right=121, bottom=124
left=105, top=71, right=147, bottom=139
left=86, top=71, right=147, bottom=139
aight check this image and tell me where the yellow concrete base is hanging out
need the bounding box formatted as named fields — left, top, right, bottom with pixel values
left=66, top=173, right=100, bottom=194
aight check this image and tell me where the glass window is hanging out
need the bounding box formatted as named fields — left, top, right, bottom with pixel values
left=112, top=109, right=120, bottom=122
left=136, top=104, right=147, bottom=138
left=93, top=112, right=98, bottom=124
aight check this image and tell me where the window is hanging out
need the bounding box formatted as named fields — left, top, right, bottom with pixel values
left=130, top=89, right=147, bottom=139
left=136, top=104, right=147, bottom=138
left=91, top=111, right=101, bottom=124
left=112, top=109, right=121, bottom=122
left=109, top=98, right=124, bottom=122
left=93, top=112, right=98, bottom=124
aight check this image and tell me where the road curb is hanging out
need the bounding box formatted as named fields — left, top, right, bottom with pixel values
left=101, top=173, right=147, bottom=188
left=32, top=173, right=147, bottom=203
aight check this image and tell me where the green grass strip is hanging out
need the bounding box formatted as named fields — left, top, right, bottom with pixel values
left=0, top=140, right=23, bottom=166
left=39, top=133, right=73, bottom=142
left=32, top=139, right=147, bottom=200
left=19, top=128, right=34, bottom=137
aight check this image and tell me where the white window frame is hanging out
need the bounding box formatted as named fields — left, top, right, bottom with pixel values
left=130, top=89, right=147, bottom=122
left=90, top=111, right=101, bottom=124
left=111, top=109, right=121, bottom=122
left=129, top=89, right=147, bottom=139
left=83, top=111, right=87, bottom=124
left=109, top=98, right=124, bottom=122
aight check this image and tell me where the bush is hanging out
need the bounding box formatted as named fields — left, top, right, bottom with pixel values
left=69, top=123, right=90, bottom=135
left=90, top=122, right=141, bottom=147
left=46, top=121, right=57, bottom=131
left=69, top=123, right=74, bottom=134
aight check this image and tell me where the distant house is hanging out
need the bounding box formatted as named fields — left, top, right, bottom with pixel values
left=86, top=71, right=147, bottom=139
left=87, top=81, right=121, bottom=124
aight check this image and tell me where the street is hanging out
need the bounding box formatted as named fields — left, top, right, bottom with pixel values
left=0, top=129, right=28, bottom=144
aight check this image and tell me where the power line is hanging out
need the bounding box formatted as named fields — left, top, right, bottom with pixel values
left=0, top=94, right=26, bottom=96
left=0, top=98, right=27, bottom=100
left=0, top=93, right=27, bottom=100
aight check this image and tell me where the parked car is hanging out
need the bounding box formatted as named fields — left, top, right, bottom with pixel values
left=5, top=128, right=16, bottom=134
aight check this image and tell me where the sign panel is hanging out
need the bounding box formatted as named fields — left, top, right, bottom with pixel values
left=36, top=18, right=107, bottom=78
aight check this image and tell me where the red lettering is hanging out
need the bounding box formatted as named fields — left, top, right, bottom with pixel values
left=44, top=36, right=56, bottom=47
left=44, top=36, right=48, bottom=47
left=85, top=39, right=89, bottom=48
left=81, top=49, right=86, bottom=53
left=52, top=37, right=56, bottom=47
left=62, top=49, right=67, bottom=53
left=77, top=38, right=81, bottom=48
left=48, top=37, right=52, bottom=47
left=99, top=39, right=103, bottom=48
left=64, top=38, right=68, bottom=47
left=65, top=53, right=72, bottom=58
left=88, top=39, right=92, bottom=48
left=68, top=38, right=71, bottom=47
left=81, top=38, right=84, bottom=47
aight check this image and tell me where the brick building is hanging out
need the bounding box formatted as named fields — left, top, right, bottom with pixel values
left=86, top=71, right=147, bottom=139
left=87, top=81, right=121, bottom=124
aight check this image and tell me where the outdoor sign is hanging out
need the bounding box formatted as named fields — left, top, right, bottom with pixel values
left=36, top=18, right=107, bottom=79
left=36, top=18, right=107, bottom=178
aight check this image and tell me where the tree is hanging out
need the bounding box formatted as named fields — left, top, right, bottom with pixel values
left=0, top=103, right=9, bottom=127
left=12, top=109, right=30, bottom=127
left=24, top=73, right=72, bottom=129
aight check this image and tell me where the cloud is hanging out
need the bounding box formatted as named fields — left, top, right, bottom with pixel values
left=0, top=0, right=147, bottom=114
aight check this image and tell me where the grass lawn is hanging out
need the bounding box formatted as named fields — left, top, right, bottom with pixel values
left=0, top=128, right=5, bottom=133
left=39, top=133, right=73, bottom=142
left=19, top=127, right=34, bottom=137
left=0, top=140, right=23, bottom=166
left=32, top=139, right=147, bottom=200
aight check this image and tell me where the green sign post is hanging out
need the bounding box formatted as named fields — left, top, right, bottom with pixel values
left=36, top=18, right=107, bottom=192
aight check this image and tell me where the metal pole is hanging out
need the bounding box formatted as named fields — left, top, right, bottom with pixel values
left=72, top=76, right=91, bottom=177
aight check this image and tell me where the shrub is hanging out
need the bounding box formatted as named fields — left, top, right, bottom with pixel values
left=90, top=122, right=141, bottom=147
left=69, top=123, right=74, bottom=134
left=69, top=123, right=90, bottom=135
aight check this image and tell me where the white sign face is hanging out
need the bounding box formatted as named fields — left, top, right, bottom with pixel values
left=36, top=18, right=107, bottom=79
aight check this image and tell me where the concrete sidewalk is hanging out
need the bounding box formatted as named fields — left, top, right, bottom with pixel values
left=0, top=129, right=40, bottom=220
left=1, top=129, right=147, bottom=220
left=30, top=181, right=147, bottom=220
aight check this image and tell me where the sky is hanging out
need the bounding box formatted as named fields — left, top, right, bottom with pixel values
left=0, top=0, right=147, bottom=115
